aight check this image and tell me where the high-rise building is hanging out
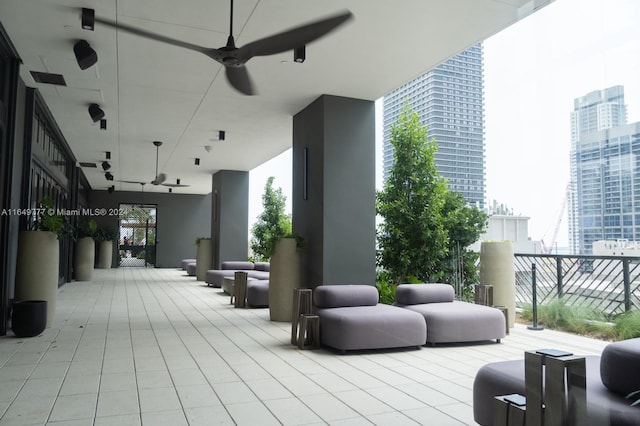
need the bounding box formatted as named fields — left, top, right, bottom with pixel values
left=568, top=85, right=640, bottom=254
left=382, top=43, right=485, bottom=208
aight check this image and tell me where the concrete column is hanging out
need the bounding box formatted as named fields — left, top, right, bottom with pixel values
left=292, top=95, right=376, bottom=288
left=211, top=170, right=249, bottom=268
left=480, top=241, right=516, bottom=327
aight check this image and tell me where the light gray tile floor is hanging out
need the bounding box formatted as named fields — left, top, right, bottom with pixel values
left=0, top=267, right=608, bottom=425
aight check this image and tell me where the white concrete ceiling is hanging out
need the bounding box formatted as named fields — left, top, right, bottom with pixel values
left=0, top=0, right=552, bottom=194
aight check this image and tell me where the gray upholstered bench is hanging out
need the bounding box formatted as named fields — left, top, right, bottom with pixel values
left=181, top=258, right=196, bottom=270
left=246, top=280, right=269, bottom=307
left=313, top=284, right=426, bottom=353
left=395, top=283, right=506, bottom=345
left=473, top=338, right=640, bottom=426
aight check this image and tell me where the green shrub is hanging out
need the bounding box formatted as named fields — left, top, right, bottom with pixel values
left=613, top=311, right=640, bottom=340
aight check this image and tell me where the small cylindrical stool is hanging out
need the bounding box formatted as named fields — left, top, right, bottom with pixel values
left=297, top=314, right=320, bottom=349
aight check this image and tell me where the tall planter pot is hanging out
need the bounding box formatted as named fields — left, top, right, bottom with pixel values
left=479, top=241, right=515, bottom=328
left=75, top=237, right=95, bottom=281
left=98, top=240, right=113, bottom=269
left=269, top=238, right=301, bottom=322
left=195, top=239, right=212, bottom=281
left=15, top=230, right=59, bottom=327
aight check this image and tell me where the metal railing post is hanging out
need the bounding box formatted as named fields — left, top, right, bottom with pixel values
left=528, top=263, right=543, bottom=330
left=623, top=259, right=631, bottom=312
left=556, top=256, right=563, bottom=299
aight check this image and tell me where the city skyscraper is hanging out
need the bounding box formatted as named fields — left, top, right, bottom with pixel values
left=568, top=85, right=640, bottom=254
left=382, top=43, right=485, bottom=208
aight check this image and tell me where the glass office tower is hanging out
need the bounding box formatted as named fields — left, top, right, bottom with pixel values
left=568, top=86, right=634, bottom=254
left=382, top=43, right=485, bottom=208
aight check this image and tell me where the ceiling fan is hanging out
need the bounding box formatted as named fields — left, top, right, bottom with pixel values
left=95, top=0, right=353, bottom=95
left=120, top=141, right=190, bottom=188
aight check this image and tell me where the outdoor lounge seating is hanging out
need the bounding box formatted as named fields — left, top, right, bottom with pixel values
left=185, top=262, right=197, bottom=276
left=313, top=284, right=426, bottom=353
left=473, top=337, right=640, bottom=426
left=205, top=261, right=270, bottom=287
left=246, top=280, right=269, bottom=307
left=180, top=258, right=196, bottom=270
left=395, top=283, right=506, bottom=345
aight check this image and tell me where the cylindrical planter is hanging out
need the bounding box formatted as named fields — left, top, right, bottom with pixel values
left=15, top=230, right=59, bottom=327
left=269, top=238, right=301, bottom=322
left=479, top=241, right=515, bottom=328
left=98, top=240, right=113, bottom=268
left=195, top=239, right=212, bottom=281
left=75, top=237, right=95, bottom=281
left=11, top=300, right=47, bottom=337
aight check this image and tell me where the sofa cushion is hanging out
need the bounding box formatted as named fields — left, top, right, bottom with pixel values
left=254, top=262, right=270, bottom=272
left=395, top=283, right=454, bottom=305
left=221, top=261, right=254, bottom=270
left=600, top=337, right=640, bottom=396
left=314, top=285, right=378, bottom=308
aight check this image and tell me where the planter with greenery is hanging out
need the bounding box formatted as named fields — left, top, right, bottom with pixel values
left=14, top=197, right=65, bottom=328
left=74, top=218, right=97, bottom=281
left=96, top=226, right=118, bottom=268
left=195, top=237, right=212, bottom=281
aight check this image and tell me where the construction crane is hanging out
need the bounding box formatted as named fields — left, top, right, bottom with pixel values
left=540, top=184, right=569, bottom=254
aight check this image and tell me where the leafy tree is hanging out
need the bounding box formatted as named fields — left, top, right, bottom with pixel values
left=377, top=104, right=488, bottom=296
left=251, top=176, right=291, bottom=261
left=438, top=191, right=488, bottom=299
left=376, top=105, right=449, bottom=285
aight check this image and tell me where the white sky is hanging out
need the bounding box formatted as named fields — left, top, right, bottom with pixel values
left=249, top=0, right=640, bottom=248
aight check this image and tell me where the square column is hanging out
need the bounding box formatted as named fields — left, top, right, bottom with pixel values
left=293, top=95, right=376, bottom=287
left=211, top=170, right=249, bottom=268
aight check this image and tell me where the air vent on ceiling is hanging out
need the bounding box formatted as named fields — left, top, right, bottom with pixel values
left=30, top=71, right=66, bottom=86
left=79, top=162, right=97, bottom=168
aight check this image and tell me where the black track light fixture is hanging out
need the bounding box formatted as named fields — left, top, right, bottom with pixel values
left=88, top=103, right=104, bottom=122
left=101, top=161, right=111, bottom=171
left=105, top=151, right=111, bottom=160
left=218, top=130, right=225, bottom=141
left=81, top=8, right=95, bottom=31
left=294, top=45, right=306, bottom=63
left=100, top=119, right=107, bottom=130
left=104, top=172, right=114, bottom=181
left=107, top=185, right=115, bottom=194
left=194, top=158, right=200, bottom=166
left=74, top=40, right=97, bottom=70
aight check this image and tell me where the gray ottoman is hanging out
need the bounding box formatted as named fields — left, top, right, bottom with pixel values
left=246, top=280, right=269, bottom=307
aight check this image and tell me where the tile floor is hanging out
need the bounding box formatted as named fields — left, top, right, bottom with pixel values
left=0, top=267, right=609, bottom=425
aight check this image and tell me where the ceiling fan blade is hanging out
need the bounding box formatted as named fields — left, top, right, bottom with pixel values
left=225, top=66, right=256, bottom=95
left=119, top=180, right=146, bottom=185
left=95, top=16, right=215, bottom=56
left=238, top=10, right=353, bottom=60
left=162, top=183, right=191, bottom=188
left=151, top=173, right=167, bottom=185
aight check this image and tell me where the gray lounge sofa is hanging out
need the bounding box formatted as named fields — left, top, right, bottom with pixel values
left=205, top=261, right=270, bottom=288
left=246, top=280, right=269, bottom=307
left=473, top=337, right=640, bottom=425
left=395, top=283, right=506, bottom=345
left=181, top=258, right=196, bottom=270
left=313, top=284, right=427, bottom=353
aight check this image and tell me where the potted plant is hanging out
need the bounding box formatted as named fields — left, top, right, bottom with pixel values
left=14, top=197, right=65, bottom=329
left=269, top=233, right=304, bottom=322
left=195, top=237, right=212, bottom=281
left=74, top=218, right=97, bottom=281
left=96, top=226, right=118, bottom=269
